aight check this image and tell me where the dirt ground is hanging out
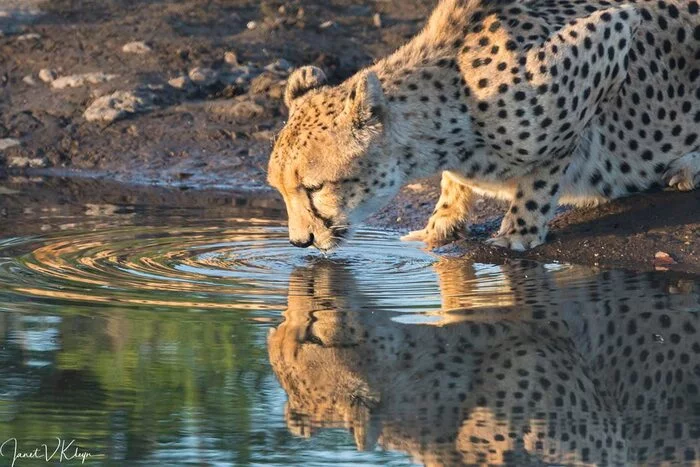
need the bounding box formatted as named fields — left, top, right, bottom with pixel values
left=0, top=0, right=698, bottom=273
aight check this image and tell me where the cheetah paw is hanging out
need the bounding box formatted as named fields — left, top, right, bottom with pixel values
left=664, top=169, right=698, bottom=192
left=485, top=233, right=544, bottom=251
left=401, top=224, right=464, bottom=248
left=664, top=154, right=700, bottom=192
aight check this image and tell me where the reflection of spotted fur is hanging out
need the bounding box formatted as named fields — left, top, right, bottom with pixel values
left=269, top=260, right=700, bottom=466
left=269, top=0, right=700, bottom=251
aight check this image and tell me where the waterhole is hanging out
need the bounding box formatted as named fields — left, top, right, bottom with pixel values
left=1, top=178, right=699, bottom=466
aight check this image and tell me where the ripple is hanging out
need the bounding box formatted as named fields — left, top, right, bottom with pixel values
left=0, top=219, right=438, bottom=312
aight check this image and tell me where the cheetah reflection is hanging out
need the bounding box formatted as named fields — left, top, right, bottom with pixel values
left=268, top=260, right=700, bottom=466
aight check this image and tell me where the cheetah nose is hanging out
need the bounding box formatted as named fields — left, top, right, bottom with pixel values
left=290, top=233, right=314, bottom=248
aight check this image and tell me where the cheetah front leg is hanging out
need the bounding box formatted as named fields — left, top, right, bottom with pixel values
left=486, top=169, right=562, bottom=251
left=401, top=171, right=473, bottom=248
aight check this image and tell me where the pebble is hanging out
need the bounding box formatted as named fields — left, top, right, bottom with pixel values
left=224, top=51, right=239, bottom=66
left=319, top=20, right=335, bottom=29
left=247, top=21, right=257, bottom=30
left=7, top=155, right=48, bottom=169
left=38, top=68, right=57, bottom=83
left=654, top=251, right=676, bottom=270
left=188, top=67, right=218, bottom=86
left=16, top=33, right=41, bottom=41
left=122, top=41, right=152, bottom=54
left=373, top=13, right=382, bottom=28
left=83, top=89, right=155, bottom=123
left=167, top=75, right=191, bottom=90
left=22, top=75, right=37, bottom=85
left=0, top=138, right=20, bottom=151
left=51, top=72, right=118, bottom=89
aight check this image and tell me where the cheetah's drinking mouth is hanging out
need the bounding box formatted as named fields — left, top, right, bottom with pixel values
left=268, top=0, right=700, bottom=252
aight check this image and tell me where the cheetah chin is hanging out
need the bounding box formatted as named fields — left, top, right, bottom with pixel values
left=268, top=0, right=700, bottom=252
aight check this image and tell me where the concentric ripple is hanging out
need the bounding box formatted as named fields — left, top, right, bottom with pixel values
left=0, top=218, right=439, bottom=313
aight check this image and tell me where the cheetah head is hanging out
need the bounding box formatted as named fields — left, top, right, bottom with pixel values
left=268, top=66, right=401, bottom=251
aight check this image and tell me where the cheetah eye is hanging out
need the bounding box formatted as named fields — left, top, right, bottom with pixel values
left=303, top=183, right=325, bottom=193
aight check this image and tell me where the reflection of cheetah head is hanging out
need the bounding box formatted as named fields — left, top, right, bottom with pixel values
left=269, top=260, right=700, bottom=465
left=267, top=67, right=408, bottom=251
left=267, top=262, right=382, bottom=446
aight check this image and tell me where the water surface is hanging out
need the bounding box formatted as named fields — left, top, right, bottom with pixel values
left=0, top=178, right=699, bottom=466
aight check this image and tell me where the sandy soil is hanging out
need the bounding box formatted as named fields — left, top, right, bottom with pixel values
left=0, top=0, right=697, bottom=273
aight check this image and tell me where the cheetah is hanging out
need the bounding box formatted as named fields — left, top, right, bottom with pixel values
left=267, top=0, right=700, bottom=251
left=269, top=259, right=700, bottom=465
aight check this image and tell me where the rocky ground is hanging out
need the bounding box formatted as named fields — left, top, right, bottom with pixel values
left=0, top=0, right=698, bottom=273
left=0, top=0, right=432, bottom=187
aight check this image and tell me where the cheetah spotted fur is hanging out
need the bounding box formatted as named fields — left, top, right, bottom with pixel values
left=268, top=0, right=700, bottom=251
left=269, top=260, right=700, bottom=465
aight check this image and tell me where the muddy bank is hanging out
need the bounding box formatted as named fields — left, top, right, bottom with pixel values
left=369, top=182, right=700, bottom=274
left=0, top=0, right=697, bottom=273
left=0, top=0, right=432, bottom=188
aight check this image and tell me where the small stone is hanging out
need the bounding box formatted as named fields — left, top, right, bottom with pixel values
left=84, top=89, right=155, bottom=123
left=247, top=21, right=257, bottom=30
left=22, top=75, right=37, bottom=85
left=122, top=41, right=152, bottom=54
left=168, top=75, right=191, bottom=89
left=7, top=155, right=48, bottom=169
left=16, top=33, right=41, bottom=41
left=224, top=51, right=239, bottom=66
left=373, top=13, right=382, bottom=28
left=654, top=251, right=676, bottom=266
left=0, top=138, right=20, bottom=151
left=319, top=20, right=335, bottom=29
left=38, top=68, right=57, bottom=83
left=51, top=72, right=118, bottom=89
left=188, top=67, right=218, bottom=86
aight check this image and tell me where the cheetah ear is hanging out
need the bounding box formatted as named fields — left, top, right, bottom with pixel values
left=284, top=66, right=327, bottom=109
left=347, top=71, right=387, bottom=129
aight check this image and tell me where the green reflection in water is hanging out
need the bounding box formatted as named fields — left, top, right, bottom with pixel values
left=0, top=178, right=420, bottom=466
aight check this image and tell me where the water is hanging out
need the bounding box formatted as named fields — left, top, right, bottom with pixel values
left=0, top=178, right=699, bottom=466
